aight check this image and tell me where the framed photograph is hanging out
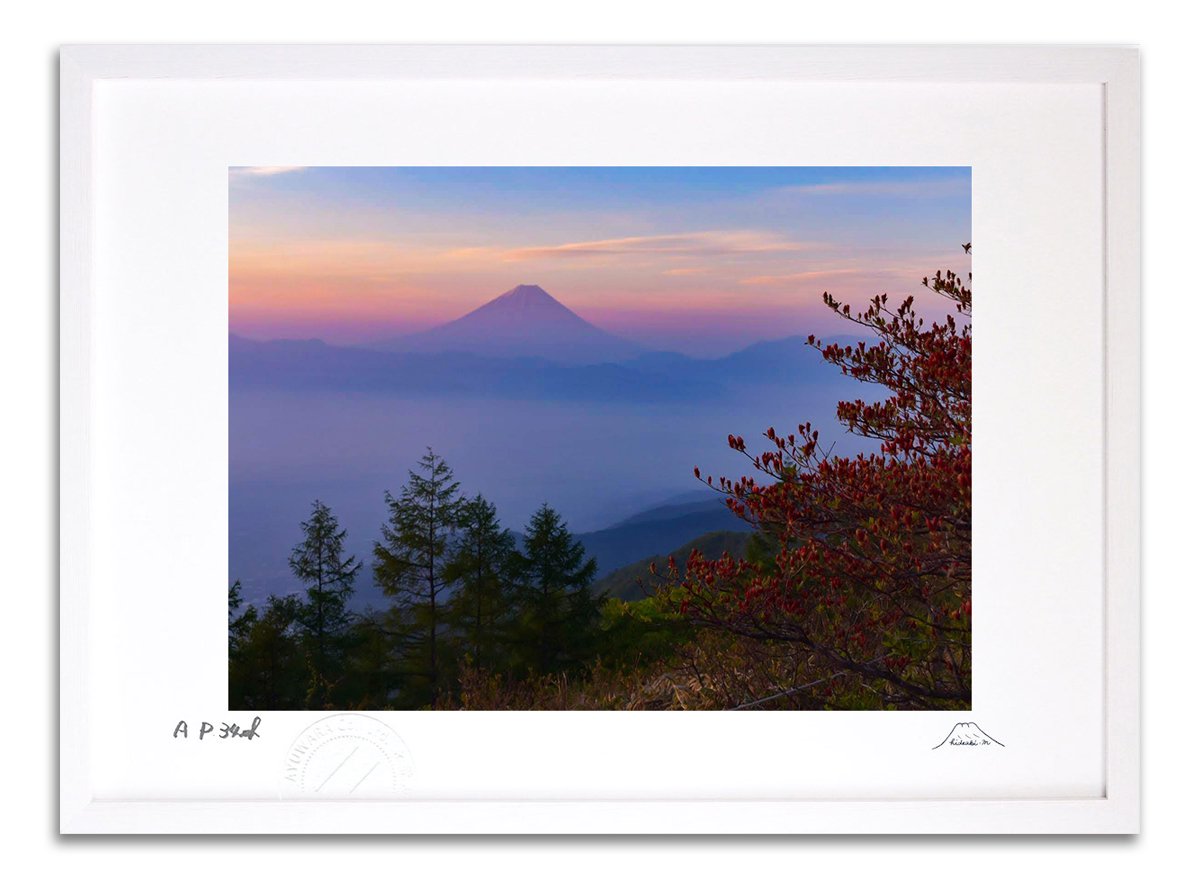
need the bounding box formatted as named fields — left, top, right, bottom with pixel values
left=59, top=44, right=1140, bottom=833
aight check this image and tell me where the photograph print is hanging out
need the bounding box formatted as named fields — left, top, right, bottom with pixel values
left=228, top=166, right=972, bottom=711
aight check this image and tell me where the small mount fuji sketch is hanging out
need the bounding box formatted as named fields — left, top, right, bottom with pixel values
left=932, top=722, right=1005, bottom=750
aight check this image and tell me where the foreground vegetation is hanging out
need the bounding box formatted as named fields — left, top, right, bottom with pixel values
left=230, top=254, right=972, bottom=710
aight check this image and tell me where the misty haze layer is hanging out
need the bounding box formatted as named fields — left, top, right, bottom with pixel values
left=229, top=286, right=881, bottom=607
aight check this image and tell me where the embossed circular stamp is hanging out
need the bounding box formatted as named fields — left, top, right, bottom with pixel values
left=280, top=713, right=413, bottom=798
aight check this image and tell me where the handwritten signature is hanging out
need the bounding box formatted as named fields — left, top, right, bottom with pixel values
left=932, top=721, right=1004, bottom=750
left=173, top=716, right=261, bottom=740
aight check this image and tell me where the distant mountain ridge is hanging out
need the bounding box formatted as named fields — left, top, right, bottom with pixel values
left=592, top=529, right=752, bottom=602
left=373, top=284, right=643, bottom=365
left=577, top=494, right=751, bottom=579
left=229, top=331, right=828, bottom=403
left=229, top=333, right=719, bottom=403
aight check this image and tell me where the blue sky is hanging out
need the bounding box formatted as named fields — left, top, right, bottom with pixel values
left=230, top=166, right=970, bottom=355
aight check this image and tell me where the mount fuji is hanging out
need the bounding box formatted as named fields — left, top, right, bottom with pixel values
left=374, top=284, right=643, bottom=365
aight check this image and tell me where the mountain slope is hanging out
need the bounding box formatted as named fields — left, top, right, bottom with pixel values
left=578, top=496, right=751, bottom=580
left=592, top=530, right=752, bottom=601
left=375, top=284, right=643, bottom=364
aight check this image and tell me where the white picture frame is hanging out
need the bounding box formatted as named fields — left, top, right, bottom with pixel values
left=59, top=44, right=1140, bottom=834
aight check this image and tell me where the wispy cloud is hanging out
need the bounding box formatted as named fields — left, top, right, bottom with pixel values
left=230, top=166, right=307, bottom=179
left=738, top=267, right=907, bottom=287
left=769, top=177, right=970, bottom=199
left=485, top=231, right=828, bottom=262
left=661, top=267, right=709, bottom=276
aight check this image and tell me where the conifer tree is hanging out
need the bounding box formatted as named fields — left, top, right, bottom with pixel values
left=228, top=579, right=256, bottom=656
left=289, top=500, right=361, bottom=707
left=374, top=449, right=464, bottom=706
left=512, top=504, right=600, bottom=675
left=445, top=494, right=517, bottom=670
left=228, top=594, right=306, bottom=710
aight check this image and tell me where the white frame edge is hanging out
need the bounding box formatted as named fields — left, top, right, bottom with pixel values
left=58, top=44, right=1141, bottom=835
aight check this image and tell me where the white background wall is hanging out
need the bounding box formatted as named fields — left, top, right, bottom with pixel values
left=3, top=0, right=1189, bottom=872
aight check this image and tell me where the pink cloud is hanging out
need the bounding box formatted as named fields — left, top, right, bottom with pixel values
left=493, top=231, right=828, bottom=262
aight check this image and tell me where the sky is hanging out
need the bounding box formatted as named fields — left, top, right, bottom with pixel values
left=229, top=166, right=971, bottom=357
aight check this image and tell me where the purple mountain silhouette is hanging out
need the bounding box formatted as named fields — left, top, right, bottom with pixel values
left=376, top=284, right=642, bottom=364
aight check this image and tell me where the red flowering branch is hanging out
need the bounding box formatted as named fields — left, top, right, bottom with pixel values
left=677, top=260, right=972, bottom=709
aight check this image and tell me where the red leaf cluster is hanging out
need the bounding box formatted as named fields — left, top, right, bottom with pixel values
left=677, top=264, right=972, bottom=708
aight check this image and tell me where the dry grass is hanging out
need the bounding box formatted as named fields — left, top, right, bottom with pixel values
left=448, top=632, right=874, bottom=710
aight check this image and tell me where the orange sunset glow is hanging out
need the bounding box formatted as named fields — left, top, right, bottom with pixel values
left=230, top=166, right=970, bottom=356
